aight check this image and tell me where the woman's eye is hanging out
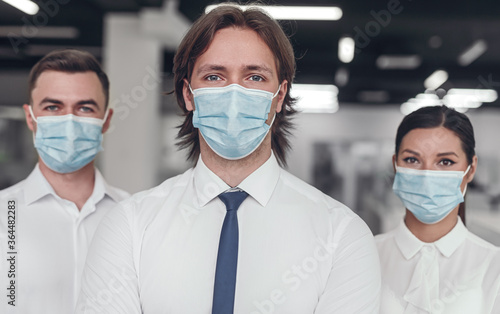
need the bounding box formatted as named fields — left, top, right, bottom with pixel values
left=439, top=159, right=455, bottom=166
left=403, top=157, right=418, bottom=164
left=206, top=75, right=221, bottom=81
left=249, top=75, right=264, bottom=82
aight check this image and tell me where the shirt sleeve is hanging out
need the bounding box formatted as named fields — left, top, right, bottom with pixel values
left=75, top=202, right=142, bottom=314
left=314, top=215, right=381, bottom=314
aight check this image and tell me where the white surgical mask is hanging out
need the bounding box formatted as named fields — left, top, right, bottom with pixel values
left=190, top=83, right=280, bottom=160
left=30, top=106, right=107, bottom=173
left=393, top=164, right=470, bottom=224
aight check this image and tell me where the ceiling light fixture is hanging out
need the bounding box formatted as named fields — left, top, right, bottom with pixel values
left=458, top=39, right=487, bottom=66
left=446, top=88, right=497, bottom=103
left=376, top=55, right=421, bottom=70
left=291, top=84, right=339, bottom=113
left=400, top=88, right=497, bottom=115
left=0, top=26, right=79, bottom=39
left=2, top=0, right=39, bottom=15
left=442, top=88, right=497, bottom=109
left=205, top=4, right=342, bottom=21
left=424, top=70, right=448, bottom=90
left=338, top=36, right=355, bottom=63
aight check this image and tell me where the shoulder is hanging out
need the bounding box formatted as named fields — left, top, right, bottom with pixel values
left=277, top=169, right=373, bottom=240
left=278, top=168, right=354, bottom=215
left=116, top=168, right=194, bottom=213
left=95, top=168, right=195, bottom=234
left=374, top=228, right=398, bottom=253
left=374, top=228, right=397, bottom=243
left=0, top=179, right=26, bottom=201
left=466, top=230, right=500, bottom=252
left=105, top=184, right=131, bottom=202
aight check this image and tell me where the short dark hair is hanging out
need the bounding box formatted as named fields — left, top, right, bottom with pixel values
left=395, top=105, right=476, bottom=164
left=173, top=4, right=297, bottom=166
left=28, top=49, right=110, bottom=107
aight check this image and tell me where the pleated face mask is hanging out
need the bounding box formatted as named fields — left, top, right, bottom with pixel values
left=190, top=83, right=280, bottom=160
left=30, top=106, right=107, bottom=173
left=393, top=164, right=470, bottom=224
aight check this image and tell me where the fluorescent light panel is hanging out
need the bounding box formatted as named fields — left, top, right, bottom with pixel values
left=205, top=4, right=342, bottom=20
left=458, top=39, right=487, bottom=66
left=338, top=36, right=354, bottom=63
left=2, top=0, right=39, bottom=15
left=291, top=84, right=339, bottom=113
left=400, top=88, right=497, bottom=115
left=400, top=93, right=441, bottom=115
left=0, top=26, right=79, bottom=39
left=424, top=70, right=448, bottom=90
left=446, top=88, right=497, bottom=103
left=376, top=55, right=421, bottom=70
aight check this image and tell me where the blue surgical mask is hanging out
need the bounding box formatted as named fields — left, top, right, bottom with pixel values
left=190, top=83, right=280, bottom=160
left=393, top=164, right=470, bottom=224
left=29, top=106, right=108, bottom=173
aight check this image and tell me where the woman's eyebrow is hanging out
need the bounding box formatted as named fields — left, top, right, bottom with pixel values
left=401, top=149, right=420, bottom=156
left=437, top=152, right=459, bottom=157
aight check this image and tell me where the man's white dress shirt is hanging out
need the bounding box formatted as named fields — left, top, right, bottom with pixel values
left=0, top=165, right=129, bottom=314
left=375, top=218, right=500, bottom=314
left=77, top=154, right=381, bottom=313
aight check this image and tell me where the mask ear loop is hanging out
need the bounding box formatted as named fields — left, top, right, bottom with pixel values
left=29, top=105, right=38, bottom=123
left=461, top=164, right=472, bottom=197
left=102, top=108, right=110, bottom=123
left=268, top=84, right=283, bottom=128
left=272, top=84, right=281, bottom=99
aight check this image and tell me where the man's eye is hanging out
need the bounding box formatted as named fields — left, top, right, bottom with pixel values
left=79, top=106, right=95, bottom=113
left=206, top=75, right=221, bottom=81
left=44, top=105, right=59, bottom=111
left=249, top=75, right=264, bottom=82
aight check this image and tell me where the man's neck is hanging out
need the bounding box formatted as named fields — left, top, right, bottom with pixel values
left=200, top=136, right=272, bottom=188
left=38, top=160, right=96, bottom=211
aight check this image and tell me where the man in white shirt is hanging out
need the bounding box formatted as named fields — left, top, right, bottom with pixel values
left=0, top=49, right=129, bottom=314
left=77, top=5, right=380, bottom=314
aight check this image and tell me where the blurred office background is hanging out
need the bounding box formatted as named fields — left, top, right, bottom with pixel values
left=1, top=0, right=500, bottom=242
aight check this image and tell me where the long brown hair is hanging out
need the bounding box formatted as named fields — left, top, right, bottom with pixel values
left=173, top=4, right=297, bottom=166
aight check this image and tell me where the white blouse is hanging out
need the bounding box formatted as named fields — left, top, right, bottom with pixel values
left=375, top=218, right=500, bottom=314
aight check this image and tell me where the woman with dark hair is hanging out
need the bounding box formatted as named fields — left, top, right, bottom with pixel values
left=376, top=105, right=500, bottom=313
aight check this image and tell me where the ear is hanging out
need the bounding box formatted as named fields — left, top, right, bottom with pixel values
left=392, top=154, right=397, bottom=173
left=275, top=80, right=288, bottom=113
left=465, top=155, right=478, bottom=183
left=102, top=108, right=113, bottom=134
left=182, top=79, right=195, bottom=112
left=23, top=104, right=35, bottom=132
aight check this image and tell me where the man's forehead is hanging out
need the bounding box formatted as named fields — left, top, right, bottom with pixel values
left=192, top=27, right=278, bottom=71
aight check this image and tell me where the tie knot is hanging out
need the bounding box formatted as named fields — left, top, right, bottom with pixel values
left=218, top=190, right=248, bottom=212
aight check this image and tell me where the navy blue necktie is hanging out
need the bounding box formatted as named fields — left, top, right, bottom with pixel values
left=212, top=190, right=248, bottom=314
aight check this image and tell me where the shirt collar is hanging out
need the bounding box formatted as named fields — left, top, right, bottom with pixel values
left=238, top=152, right=280, bottom=207
left=395, top=219, right=425, bottom=260
left=193, top=152, right=281, bottom=207
left=23, top=164, right=121, bottom=206
left=95, top=169, right=123, bottom=203
left=24, top=164, right=55, bottom=205
left=434, top=218, right=468, bottom=258
left=395, top=217, right=467, bottom=259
